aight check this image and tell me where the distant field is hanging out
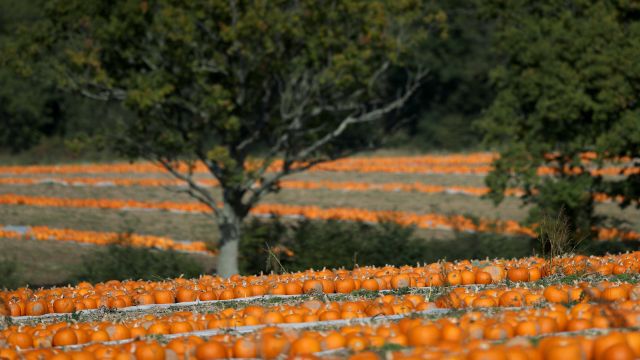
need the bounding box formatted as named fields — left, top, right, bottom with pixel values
left=1, top=154, right=639, bottom=285
left=0, top=171, right=638, bottom=233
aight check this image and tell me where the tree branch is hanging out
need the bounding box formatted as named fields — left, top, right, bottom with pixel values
left=241, top=69, right=428, bottom=209
left=294, top=69, right=428, bottom=161
left=157, top=158, right=220, bottom=217
left=243, top=157, right=327, bottom=209
left=195, top=150, right=230, bottom=190
left=165, top=97, right=210, bottom=121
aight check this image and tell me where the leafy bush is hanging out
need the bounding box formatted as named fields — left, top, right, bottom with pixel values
left=0, top=257, right=22, bottom=289
left=421, top=232, right=536, bottom=263
left=240, top=216, right=536, bottom=274
left=241, top=216, right=640, bottom=275
left=240, top=217, right=421, bottom=274
left=73, top=245, right=204, bottom=283
left=578, top=240, right=640, bottom=256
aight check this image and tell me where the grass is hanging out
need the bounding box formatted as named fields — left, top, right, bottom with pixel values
left=0, top=256, right=21, bottom=289
left=0, top=205, right=219, bottom=243
left=0, top=182, right=531, bottom=220
left=72, top=245, right=207, bottom=284
left=0, top=176, right=637, bottom=285
left=0, top=169, right=491, bottom=187
left=0, top=237, right=215, bottom=287
left=0, top=237, right=101, bottom=286
left=1, top=177, right=637, bottom=229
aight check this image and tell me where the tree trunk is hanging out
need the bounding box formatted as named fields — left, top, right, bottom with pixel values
left=215, top=203, right=243, bottom=277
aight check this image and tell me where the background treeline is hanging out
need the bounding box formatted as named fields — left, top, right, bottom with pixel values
left=0, top=1, right=129, bottom=161
left=0, top=0, right=494, bottom=160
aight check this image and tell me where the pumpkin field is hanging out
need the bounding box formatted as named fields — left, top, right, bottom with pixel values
left=4, top=240, right=640, bottom=359
left=2, top=154, right=640, bottom=359
left=1, top=153, right=640, bottom=285
left=3, top=0, right=640, bottom=358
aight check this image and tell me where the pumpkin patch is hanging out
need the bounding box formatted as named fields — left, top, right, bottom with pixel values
left=1, top=154, right=640, bottom=359
left=1, top=250, right=640, bottom=358
left=0, top=194, right=638, bottom=243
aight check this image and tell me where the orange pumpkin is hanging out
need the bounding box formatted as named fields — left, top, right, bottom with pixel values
left=507, top=267, right=530, bottom=282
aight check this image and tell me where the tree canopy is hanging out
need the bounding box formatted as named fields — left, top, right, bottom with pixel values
left=10, top=0, right=445, bottom=276
left=0, top=0, right=127, bottom=158
left=2, top=1, right=497, bottom=158
left=479, top=0, right=640, bottom=239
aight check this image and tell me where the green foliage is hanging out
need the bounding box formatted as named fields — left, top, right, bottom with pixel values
left=0, top=0, right=496, bottom=158
left=240, top=217, right=640, bottom=274
left=0, top=71, right=53, bottom=152
left=239, top=216, right=535, bottom=274
left=428, top=232, right=536, bottom=262
left=0, top=0, right=57, bottom=152
left=0, top=0, right=122, bottom=156
left=478, top=0, right=640, bottom=239
left=402, top=0, right=496, bottom=151
left=9, top=0, right=446, bottom=275
left=0, top=257, right=22, bottom=290
left=73, top=245, right=203, bottom=283
left=240, top=217, right=425, bottom=273
left=11, top=0, right=444, bottom=173
left=579, top=240, right=640, bottom=257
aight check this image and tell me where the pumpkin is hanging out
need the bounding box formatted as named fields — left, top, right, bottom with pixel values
left=52, top=328, right=78, bottom=347
left=289, top=336, right=321, bottom=356
left=302, top=280, right=324, bottom=294
left=7, top=333, right=34, bottom=349
left=407, top=324, right=441, bottom=346
left=482, top=265, right=506, bottom=283
left=52, top=298, right=75, bottom=314
left=233, top=337, right=258, bottom=358
left=507, top=267, right=530, bottom=282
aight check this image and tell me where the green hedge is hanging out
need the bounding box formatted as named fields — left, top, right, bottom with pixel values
left=239, top=216, right=536, bottom=274
left=239, top=216, right=640, bottom=275
left=72, top=245, right=204, bottom=283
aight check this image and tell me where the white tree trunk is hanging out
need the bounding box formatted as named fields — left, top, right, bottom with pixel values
left=215, top=204, right=242, bottom=277
left=216, top=203, right=242, bottom=278
left=216, top=235, right=239, bottom=277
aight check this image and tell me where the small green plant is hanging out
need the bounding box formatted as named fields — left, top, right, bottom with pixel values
left=537, top=208, right=582, bottom=259
left=72, top=245, right=204, bottom=283
left=0, top=257, right=22, bottom=289
left=536, top=208, right=589, bottom=276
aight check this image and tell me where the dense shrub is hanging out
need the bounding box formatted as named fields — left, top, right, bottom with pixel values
left=240, top=217, right=419, bottom=274
left=578, top=240, right=640, bottom=257
left=0, top=257, right=22, bottom=289
left=240, top=216, right=536, bottom=274
left=73, top=245, right=204, bottom=283
left=421, top=232, right=536, bottom=263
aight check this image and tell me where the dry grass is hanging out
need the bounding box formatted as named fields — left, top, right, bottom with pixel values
left=538, top=210, right=574, bottom=259
left=0, top=204, right=456, bottom=242
left=537, top=208, right=587, bottom=276
left=0, top=205, right=219, bottom=242
left=0, top=170, right=490, bottom=187
left=0, top=183, right=531, bottom=221
left=0, top=237, right=216, bottom=287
